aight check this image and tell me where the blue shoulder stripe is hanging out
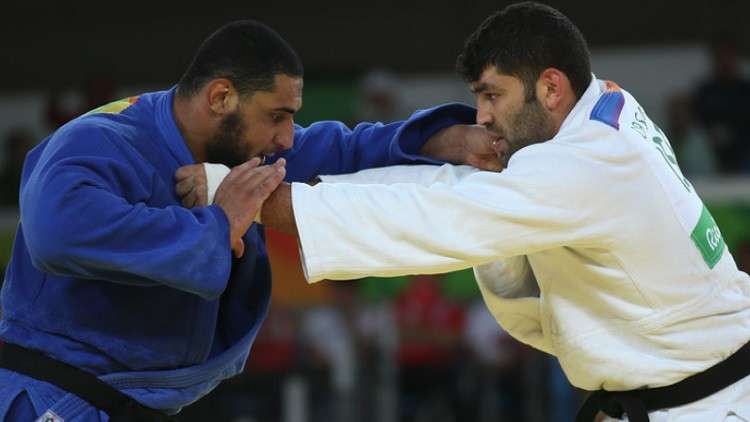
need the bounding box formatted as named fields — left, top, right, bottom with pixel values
left=589, top=88, right=624, bottom=130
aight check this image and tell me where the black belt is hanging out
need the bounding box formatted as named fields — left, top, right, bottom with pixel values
left=576, top=339, right=750, bottom=422
left=0, top=342, right=177, bottom=421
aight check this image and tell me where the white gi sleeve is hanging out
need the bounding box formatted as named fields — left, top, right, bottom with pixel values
left=319, top=164, right=479, bottom=186
left=292, top=146, right=589, bottom=283
left=307, top=161, right=559, bottom=353
left=204, top=163, right=231, bottom=204
left=473, top=257, right=552, bottom=354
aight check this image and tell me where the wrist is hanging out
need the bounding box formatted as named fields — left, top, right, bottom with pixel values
left=204, top=163, right=231, bottom=204
left=421, top=125, right=465, bottom=163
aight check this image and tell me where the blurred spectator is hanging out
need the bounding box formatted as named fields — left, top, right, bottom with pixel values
left=735, top=240, right=750, bottom=273
left=693, top=33, right=750, bottom=174
left=243, top=306, right=299, bottom=422
left=356, top=69, right=408, bottom=123
left=245, top=305, right=299, bottom=373
left=665, top=93, right=717, bottom=178
left=354, top=286, right=399, bottom=422
left=45, top=74, right=117, bottom=129
left=300, top=283, right=358, bottom=422
left=0, top=128, right=35, bottom=207
left=464, top=300, right=527, bottom=421
left=394, top=276, right=465, bottom=422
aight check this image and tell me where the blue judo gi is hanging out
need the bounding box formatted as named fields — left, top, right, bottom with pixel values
left=0, top=87, right=475, bottom=421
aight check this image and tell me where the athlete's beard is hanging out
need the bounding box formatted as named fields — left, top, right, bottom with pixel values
left=206, top=111, right=252, bottom=168
left=499, top=97, right=557, bottom=161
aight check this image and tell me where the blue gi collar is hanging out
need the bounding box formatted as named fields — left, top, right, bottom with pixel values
left=155, top=87, right=196, bottom=166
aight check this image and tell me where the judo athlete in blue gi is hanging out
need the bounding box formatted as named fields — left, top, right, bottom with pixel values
left=0, top=20, right=501, bottom=421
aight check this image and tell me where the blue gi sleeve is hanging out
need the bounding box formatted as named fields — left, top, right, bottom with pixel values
left=21, top=123, right=232, bottom=300
left=276, top=103, right=476, bottom=182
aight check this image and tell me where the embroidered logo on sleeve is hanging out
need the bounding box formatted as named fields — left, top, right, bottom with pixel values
left=691, top=204, right=725, bottom=269
left=35, top=410, right=64, bottom=422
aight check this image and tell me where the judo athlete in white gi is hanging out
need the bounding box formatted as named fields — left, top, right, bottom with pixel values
left=242, top=3, right=750, bottom=422
left=186, top=3, right=750, bottom=421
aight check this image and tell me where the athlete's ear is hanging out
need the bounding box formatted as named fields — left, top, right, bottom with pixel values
left=536, top=68, right=570, bottom=111
left=206, top=79, right=239, bottom=115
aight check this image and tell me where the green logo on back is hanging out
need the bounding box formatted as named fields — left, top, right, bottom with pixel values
left=691, top=205, right=725, bottom=269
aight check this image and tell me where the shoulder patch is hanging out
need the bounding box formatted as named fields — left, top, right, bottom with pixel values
left=589, top=80, right=624, bottom=130
left=84, top=96, right=139, bottom=116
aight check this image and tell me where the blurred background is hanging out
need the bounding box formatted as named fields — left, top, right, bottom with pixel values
left=1, top=1, right=749, bottom=421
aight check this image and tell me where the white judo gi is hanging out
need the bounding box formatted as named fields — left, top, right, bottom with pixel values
left=289, top=79, right=750, bottom=421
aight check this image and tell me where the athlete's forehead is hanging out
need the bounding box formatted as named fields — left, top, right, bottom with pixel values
left=247, top=74, right=303, bottom=114
left=268, top=74, right=303, bottom=110
left=470, top=67, right=521, bottom=94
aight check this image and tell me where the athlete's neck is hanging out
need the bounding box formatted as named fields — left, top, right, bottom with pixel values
left=172, top=93, right=211, bottom=163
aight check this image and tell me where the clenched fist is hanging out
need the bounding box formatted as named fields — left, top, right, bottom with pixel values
left=421, top=124, right=509, bottom=171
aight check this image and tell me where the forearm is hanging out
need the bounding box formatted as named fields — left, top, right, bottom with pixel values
left=420, top=124, right=505, bottom=171
left=289, top=180, right=506, bottom=282
left=283, top=103, right=476, bottom=179
left=285, top=166, right=579, bottom=283
left=261, top=182, right=297, bottom=236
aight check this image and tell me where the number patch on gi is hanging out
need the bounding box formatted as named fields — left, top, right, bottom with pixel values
left=35, top=410, right=64, bottom=422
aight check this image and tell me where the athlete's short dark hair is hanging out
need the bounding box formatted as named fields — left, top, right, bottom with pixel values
left=177, top=20, right=303, bottom=98
left=457, top=2, right=592, bottom=100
